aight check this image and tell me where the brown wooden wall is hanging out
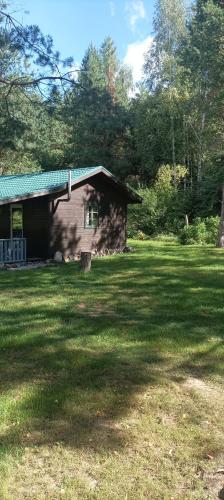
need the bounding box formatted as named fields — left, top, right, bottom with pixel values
left=49, top=173, right=127, bottom=257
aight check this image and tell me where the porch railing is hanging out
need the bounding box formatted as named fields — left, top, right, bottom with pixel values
left=0, top=238, right=27, bottom=263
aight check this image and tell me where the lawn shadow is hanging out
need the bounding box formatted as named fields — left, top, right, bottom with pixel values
left=0, top=240, right=224, bottom=458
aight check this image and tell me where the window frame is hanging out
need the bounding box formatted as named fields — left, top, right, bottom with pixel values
left=10, top=204, right=23, bottom=239
left=84, top=202, right=99, bottom=229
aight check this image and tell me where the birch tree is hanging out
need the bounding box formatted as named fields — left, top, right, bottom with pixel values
left=144, top=0, right=187, bottom=179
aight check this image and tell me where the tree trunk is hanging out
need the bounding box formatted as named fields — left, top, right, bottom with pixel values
left=197, top=111, right=206, bottom=185
left=170, top=113, right=176, bottom=184
left=80, top=251, right=92, bottom=272
left=217, top=184, right=224, bottom=248
left=185, top=214, right=189, bottom=227
left=183, top=114, right=187, bottom=191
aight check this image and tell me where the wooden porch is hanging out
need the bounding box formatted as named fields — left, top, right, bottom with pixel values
left=0, top=238, right=27, bottom=263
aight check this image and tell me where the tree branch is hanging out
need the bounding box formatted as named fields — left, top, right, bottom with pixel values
left=0, top=7, right=76, bottom=91
left=0, top=73, right=75, bottom=88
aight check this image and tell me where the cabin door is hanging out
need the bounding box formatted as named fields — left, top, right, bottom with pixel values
left=10, top=204, right=23, bottom=239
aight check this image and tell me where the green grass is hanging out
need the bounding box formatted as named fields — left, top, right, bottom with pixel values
left=0, top=238, right=224, bottom=499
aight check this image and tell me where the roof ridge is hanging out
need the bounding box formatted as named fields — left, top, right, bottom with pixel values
left=0, top=165, right=142, bottom=205
left=0, top=165, right=102, bottom=180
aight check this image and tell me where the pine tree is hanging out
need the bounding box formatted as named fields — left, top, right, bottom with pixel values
left=66, top=38, right=132, bottom=177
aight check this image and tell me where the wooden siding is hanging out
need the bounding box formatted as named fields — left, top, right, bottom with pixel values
left=49, top=173, right=127, bottom=257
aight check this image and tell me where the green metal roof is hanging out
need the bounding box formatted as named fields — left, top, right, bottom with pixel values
left=0, top=166, right=101, bottom=204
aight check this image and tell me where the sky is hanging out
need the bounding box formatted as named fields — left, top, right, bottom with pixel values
left=15, top=0, right=155, bottom=83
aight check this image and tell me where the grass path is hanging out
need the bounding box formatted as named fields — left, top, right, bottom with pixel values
left=0, top=238, right=223, bottom=499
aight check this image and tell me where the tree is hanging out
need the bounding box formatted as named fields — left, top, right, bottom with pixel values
left=180, top=0, right=224, bottom=184
left=0, top=3, right=73, bottom=93
left=65, top=38, right=133, bottom=178
left=144, top=0, right=187, bottom=179
left=128, top=164, right=188, bottom=237
left=0, top=2, right=72, bottom=173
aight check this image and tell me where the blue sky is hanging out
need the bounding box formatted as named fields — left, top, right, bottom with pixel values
left=16, top=0, right=155, bottom=82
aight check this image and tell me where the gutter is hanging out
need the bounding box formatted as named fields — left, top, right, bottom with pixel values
left=52, top=169, right=72, bottom=213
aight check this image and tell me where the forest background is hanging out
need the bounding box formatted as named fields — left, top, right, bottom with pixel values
left=1, top=0, right=224, bottom=245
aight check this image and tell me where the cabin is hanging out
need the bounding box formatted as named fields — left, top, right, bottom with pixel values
left=0, top=166, right=142, bottom=264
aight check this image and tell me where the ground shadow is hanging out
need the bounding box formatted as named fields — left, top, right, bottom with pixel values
left=0, top=240, right=224, bottom=459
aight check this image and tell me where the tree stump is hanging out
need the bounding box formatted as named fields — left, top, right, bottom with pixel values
left=80, top=251, right=92, bottom=272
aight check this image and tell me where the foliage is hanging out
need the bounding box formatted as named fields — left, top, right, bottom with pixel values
left=0, top=0, right=224, bottom=240
left=128, top=164, right=188, bottom=237
left=0, top=86, right=68, bottom=174
left=179, top=216, right=220, bottom=245
left=0, top=4, right=73, bottom=90
left=179, top=219, right=207, bottom=245
left=138, top=0, right=224, bottom=234
left=144, top=0, right=187, bottom=91
left=0, top=151, right=40, bottom=175
left=205, top=215, right=220, bottom=244
left=0, top=4, right=71, bottom=173
left=65, top=38, right=133, bottom=178
left=128, top=187, right=158, bottom=237
left=178, top=0, right=224, bottom=184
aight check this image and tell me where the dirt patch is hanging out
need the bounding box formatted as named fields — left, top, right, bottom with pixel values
left=3, top=261, right=54, bottom=271
left=183, top=377, right=223, bottom=400
left=87, top=304, right=121, bottom=318
left=204, top=464, right=224, bottom=499
left=183, top=377, right=224, bottom=499
left=7, top=445, right=98, bottom=499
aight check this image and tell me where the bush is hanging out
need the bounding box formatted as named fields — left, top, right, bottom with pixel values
left=127, top=227, right=149, bottom=240
left=136, top=230, right=148, bottom=240
left=179, top=216, right=220, bottom=245
left=179, top=220, right=206, bottom=245
left=128, top=188, right=159, bottom=237
left=204, top=216, right=220, bottom=244
left=127, top=165, right=191, bottom=239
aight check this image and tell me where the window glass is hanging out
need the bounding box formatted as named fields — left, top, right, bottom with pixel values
left=85, top=203, right=98, bottom=228
left=11, top=206, right=23, bottom=238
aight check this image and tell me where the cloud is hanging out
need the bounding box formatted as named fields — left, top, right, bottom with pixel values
left=125, top=0, right=146, bottom=30
left=109, top=1, right=115, bottom=16
left=123, top=35, right=153, bottom=85
left=69, top=62, right=80, bottom=81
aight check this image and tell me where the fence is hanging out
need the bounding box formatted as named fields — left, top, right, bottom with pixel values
left=0, top=238, right=27, bottom=263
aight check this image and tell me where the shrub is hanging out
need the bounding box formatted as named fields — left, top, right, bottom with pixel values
left=127, top=228, right=148, bottom=240
left=128, top=188, right=159, bottom=237
left=179, top=216, right=220, bottom=245
left=179, top=225, right=197, bottom=245
left=136, top=230, right=148, bottom=240
left=127, top=165, right=190, bottom=239
left=204, top=216, right=220, bottom=244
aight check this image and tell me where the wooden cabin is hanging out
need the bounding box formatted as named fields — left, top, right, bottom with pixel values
left=0, top=166, right=142, bottom=263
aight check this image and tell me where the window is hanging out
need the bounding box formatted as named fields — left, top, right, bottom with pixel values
left=85, top=203, right=99, bottom=229
left=11, top=205, right=23, bottom=238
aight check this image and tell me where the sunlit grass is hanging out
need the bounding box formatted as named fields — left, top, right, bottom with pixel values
left=0, top=238, right=224, bottom=499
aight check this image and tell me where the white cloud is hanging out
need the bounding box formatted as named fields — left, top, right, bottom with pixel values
left=124, top=35, right=153, bottom=85
left=69, top=62, right=80, bottom=81
left=125, top=0, right=146, bottom=30
left=109, top=1, right=115, bottom=16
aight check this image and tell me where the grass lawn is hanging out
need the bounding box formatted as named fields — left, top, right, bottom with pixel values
left=0, top=238, right=224, bottom=499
